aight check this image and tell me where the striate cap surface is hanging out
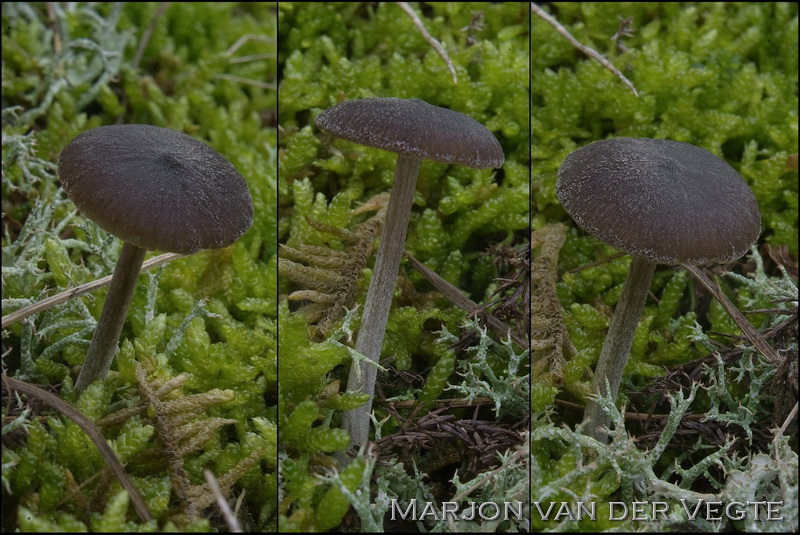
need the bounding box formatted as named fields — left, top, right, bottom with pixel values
left=556, top=137, right=761, bottom=265
left=315, top=97, right=504, bottom=169
left=58, top=124, right=253, bottom=254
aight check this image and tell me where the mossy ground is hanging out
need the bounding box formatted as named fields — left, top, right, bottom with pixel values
left=533, top=3, right=797, bottom=532
left=2, top=2, right=277, bottom=531
left=3, top=1, right=797, bottom=533
left=278, top=2, right=530, bottom=532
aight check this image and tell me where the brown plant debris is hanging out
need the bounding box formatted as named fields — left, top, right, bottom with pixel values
left=531, top=223, right=574, bottom=385
left=405, top=250, right=527, bottom=349
left=278, top=193, right=388, bottom=338
left=94, top=362, right=264, bottom=526
left=480, top=242, right=531, bottom=345
left=531, top=3, right=640, bottom=97
left=396, top=2, right=458, bottom=84
left=629, top=297, right=797, bottom=454
left=2, top=376, right=152, bottom=522
left=371, top=405, right=525, bottom=479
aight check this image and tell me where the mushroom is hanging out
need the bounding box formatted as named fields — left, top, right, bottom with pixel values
left=556, top=137, right=760, bottom=441
left=58, top=124, right=253, bottom=392
left=315, top=97, right=504, bottom=450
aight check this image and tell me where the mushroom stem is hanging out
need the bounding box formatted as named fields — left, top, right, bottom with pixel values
left=343, top=154, right=421, bottom=450
left=584, top=255, right=656, bottom=442
left=75, top=242, right=146, bottom=392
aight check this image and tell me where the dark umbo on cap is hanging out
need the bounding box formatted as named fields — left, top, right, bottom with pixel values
left=315, top=97, right=504, bottom=169
left=557, top=137, right=761, bottom=265
left=58, top=124, right=253, bottom=255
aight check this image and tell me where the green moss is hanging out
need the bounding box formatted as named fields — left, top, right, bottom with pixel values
left=534, top=3, right=798, bottom=248
left=2, top=2, right=277, bottom=531
left=537, top=2, right=797, bottom=393
left=534, top=3, right=798, bottom=531
left=278, top=2, right=529, bottom=531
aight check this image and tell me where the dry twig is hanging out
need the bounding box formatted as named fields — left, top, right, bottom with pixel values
left=132, top=2, right=171, bottom=69
left=531, top=3, right=639, bottom=97
left=213, top=73, right=277, bottom=90
left=204, top=469, right=242, bottom=532
left=683, top=264, right=781, bottom=365
left=2, top=377, right=152, bottom=522
left=2, top=252, right=184, bottom=328
left=404, top=251, right=527, bottom=348
left=775, top=402, right=798, bottom=443
left=397, top=2, right=458, bottom=84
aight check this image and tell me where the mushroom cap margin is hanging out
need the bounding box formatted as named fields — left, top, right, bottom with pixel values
left=315, top=97, right=505, bottom=169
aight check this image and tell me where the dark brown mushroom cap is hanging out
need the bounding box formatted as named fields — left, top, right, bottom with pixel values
left=315, top=97, right=504, bottom=169
left=58, top=124, right=253, bottom=255
left=556, top=137, right=761, bottom=265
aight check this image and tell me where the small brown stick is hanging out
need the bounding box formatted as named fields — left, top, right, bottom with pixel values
left=405, top=251, right=527, bottom=348
left=774, top=402, right=798, bottom=443
left=564, top=251, right=626, bottom=274
left=204, top=469, right=242, bottom=532
left=132, top=2, right=171, bottom=69
left=228, top=53, right=276, bottom=64
left=397, top=2, right=458, bottom=84
left=531, top=3, right=639, bottom=97
left=1, top=252, right=184, bottom=329
left=763, top=313, right=799, bottom=341
left=225, top=34, right=275, bottom=56
left=213, top=73, right=277, bottom=90
left=773, top=400, right=798, bottom=488
left=555, top=397, right=706, bottom=422
left=683, top=264, right=781, bottom=365
left=233, top=490, right=246, bottom=524
left=744, top=308, right=796, bottom=315
left=3, top=377, right=152, bottom=522
left=381, top=396, right=494, bottom=409
left=46, top=3, right=62, bottom=55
